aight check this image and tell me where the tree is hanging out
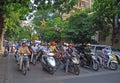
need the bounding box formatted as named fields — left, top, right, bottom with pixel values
left=64, top=11, right=96, bottom=43
left=0, top=0, right=29, bottom=51
left=34, top=17, right=68, bottom=42
left=32, top=0, right=78, bottom=42
left=0, top=0, right=78, bottom=50
left=92, top=0, right=120, bottom=43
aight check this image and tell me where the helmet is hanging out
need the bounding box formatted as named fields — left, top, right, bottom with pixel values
left=87, top=43, right=91, bottom=46
left=22, top=41, right=26, bottom=45
left=63, top=43, right=68, bottom=46
left=51, top=41, right=56, bottom=45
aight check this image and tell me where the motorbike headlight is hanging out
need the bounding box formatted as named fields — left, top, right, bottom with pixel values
left=72, top=58, right=79, bottom=64
left=91, top=52, right=95, bottom=55
left=24, top=54, right=27, bottom=55
left=107, top=53, right=111, bottom=55
left=47, top=53, right=55, bottom=56
left=92, top=56, right=96, bottom=60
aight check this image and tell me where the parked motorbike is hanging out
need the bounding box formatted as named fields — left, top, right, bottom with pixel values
left=80, top=52, right=99, bottom=71
left=97, top=53, right=118, bottom=70
left=41, top=53, right=57, bottom=74
left=68, top=54, right=80, bottom=75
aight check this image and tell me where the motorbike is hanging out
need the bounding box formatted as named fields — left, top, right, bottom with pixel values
left=36, top=50, right=43, bottom=62
left=79, top=52, right=99, bottom=71
left=21, top=54, right=29, bottom=75
left=68, top=54, right=80, bottom=75
left=31, top=53, right=37, bottom=65
left=54, top=52, right=63, bottom=69
left=97, top=52, right=118, bottom=70
left=3, top=48, right=9, bottom=57
left=41, top=53, right=57, bottom=74
left=14, top=50, right=19, bottom=62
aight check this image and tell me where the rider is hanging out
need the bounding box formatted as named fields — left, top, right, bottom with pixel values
left=31, top=43, right=38, bottom=63
left=65, top=43, right=74, bottom=74
left=50, top=41, right=60, bottom=66
left=102, top=47, right=108, bottom=66
left=14, top=42, right=21, bottom=60
left=15, top=42, right=21, bottom=54
left=84, top=43, right=92, bottom=64
left=4, top=41, right=10, bottom=53
left=42, top=44, right=52, bottom=64
left=50, top=41, right=58, bottom=52
left=15, top=42, right=21, bottom=50
left=18, top=42, right=31, bottom=70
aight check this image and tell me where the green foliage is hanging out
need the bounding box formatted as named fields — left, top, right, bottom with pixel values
left=34, top=17, right=68, bottom=42
left=3, top=0, right=30, bottom=40
left=92, top=0, right=120, bottom=36
left=65, top=11, right=96, bottom=43
left=37, top=0, right=77, bottom=14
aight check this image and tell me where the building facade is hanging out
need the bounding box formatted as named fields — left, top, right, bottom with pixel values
left=62, top=0, right=120, bottom=49
left=62, top=0, right=92, bottom=20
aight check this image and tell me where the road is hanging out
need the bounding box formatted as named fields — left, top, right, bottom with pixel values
left=5, top=55, right=120, bottom=83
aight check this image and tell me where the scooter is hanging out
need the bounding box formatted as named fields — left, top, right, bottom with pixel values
left=14, top=50, right=19, bottom=62
left=31, top=52, right=37, bottom=65
left=68, top=54, right=80, bottom=75
left=41, top=53, right=57, bottom=74
left=21, top=54, right=29, bottom=75
left=3, top=48, right=9, bottom=57
left=97, top=53, right=118, bottom=70
left=80, top=52, right=99, bottom=71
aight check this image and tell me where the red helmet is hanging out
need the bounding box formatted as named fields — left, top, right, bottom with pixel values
left=51, top=41, right=56, bottom=45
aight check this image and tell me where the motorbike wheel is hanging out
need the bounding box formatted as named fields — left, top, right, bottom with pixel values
left=109, top=62, right=118, bottom=70
left=49, top=68, right=54, bottom=75
left=22, top=61, right=27, bottom=76
left=33, top=58, right=36, bottom=65
left=3, top=51, right=8, bottom=57
left=80, top=60, right=84, bottom=67
left=56, top=59, right=61, bottom=69
left=50, top=70, right=54, bottom=75
left=14, top=54, right=19, bottom=62
left=74, top=65, right=80, bottom=75
left=92, top=61, right=99, bottom=71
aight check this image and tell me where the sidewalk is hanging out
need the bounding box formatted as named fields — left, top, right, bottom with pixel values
left=0, top=55, right=8, bottom=83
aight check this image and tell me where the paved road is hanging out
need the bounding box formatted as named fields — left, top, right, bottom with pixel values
left=4, top=55, right=120, bottom=83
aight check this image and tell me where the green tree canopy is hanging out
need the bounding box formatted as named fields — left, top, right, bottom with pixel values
left=92, top=0, right=120, bottom=36
left=65, top=11, right=96, bottom=43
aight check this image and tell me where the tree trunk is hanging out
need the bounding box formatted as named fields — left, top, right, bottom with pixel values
left=0, top=10, right=5, bottom=53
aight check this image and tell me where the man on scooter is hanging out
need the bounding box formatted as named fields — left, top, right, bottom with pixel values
left=31, top=43, right=38, bottom=63
left=18, top=42, right=31, bottom=70
left=42, top=45, right=53, bottom=64
left=84, top=43, right=92, bottom=65
left=65, top=43, right=74, bottom=74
